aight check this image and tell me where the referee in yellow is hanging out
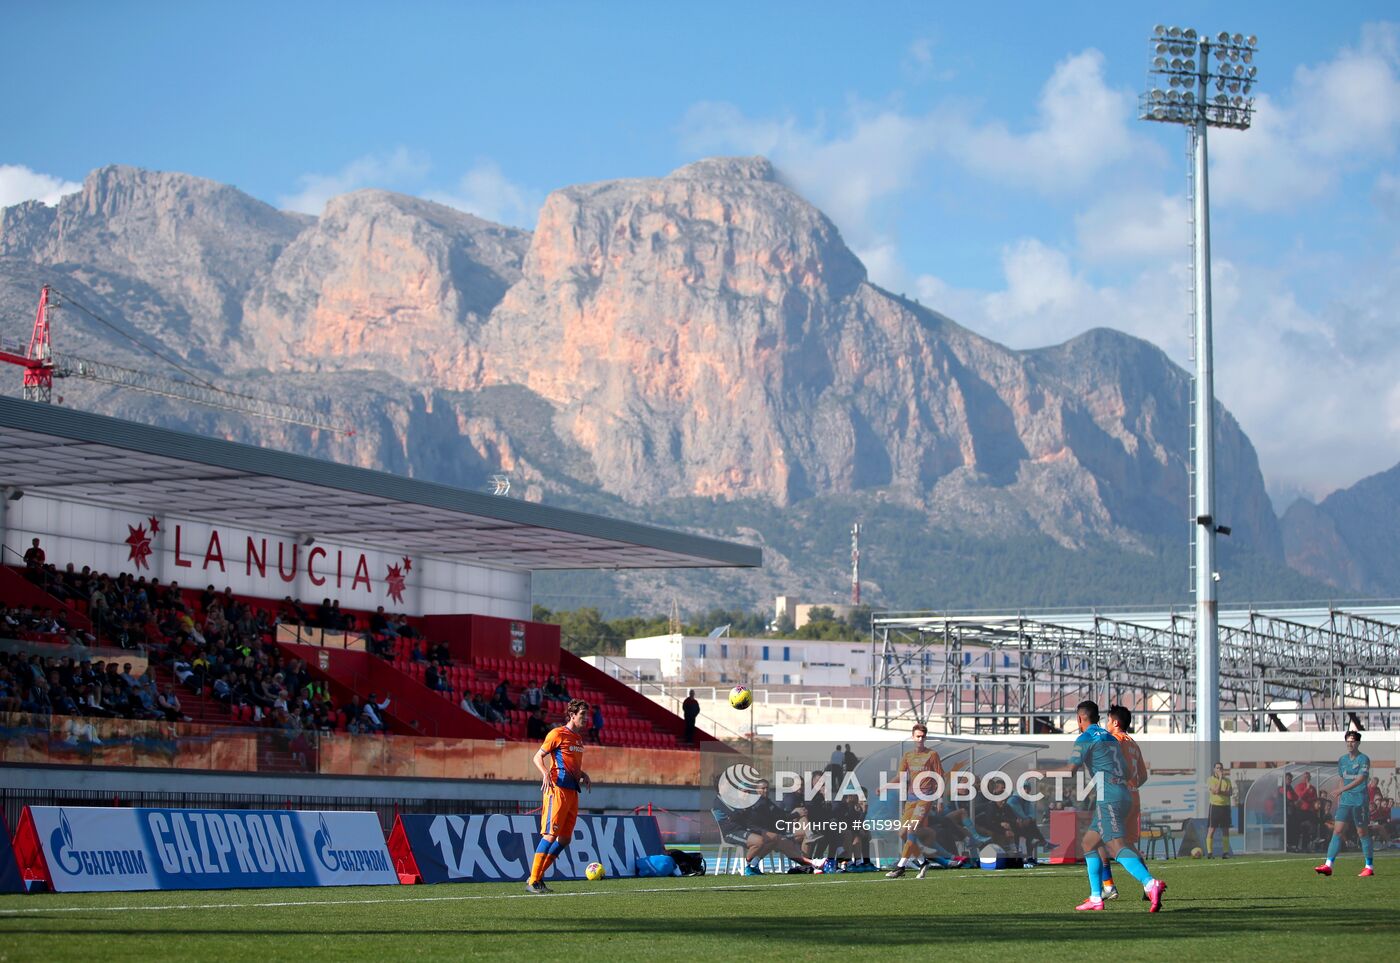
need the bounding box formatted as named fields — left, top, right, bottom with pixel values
left=1205, top=761, right=1234, bottom=859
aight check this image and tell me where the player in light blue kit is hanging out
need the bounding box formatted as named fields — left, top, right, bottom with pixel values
left=1069, top=700, right=1167, bottom=912
left=1316, top=730, right=1375, bottom=878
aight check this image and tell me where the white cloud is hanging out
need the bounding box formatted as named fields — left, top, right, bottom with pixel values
left=1213, top=23, right=1400, bottom=211
left=944, top=51, right=1142, bottom=192
left=423, top=160, right=542, bottom=227
left=278, top=147, right=431, bottom=215
left=680, top=49, right=1147, bottom=290
left=913, top=234, right=1400, bottom=504
left=0, top=164, right=81, bottom=208
left=1074, top=190, right=1189, bottom=263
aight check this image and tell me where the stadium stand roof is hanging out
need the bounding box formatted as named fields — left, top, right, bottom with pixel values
left=0, top=397, right=761, bottom=571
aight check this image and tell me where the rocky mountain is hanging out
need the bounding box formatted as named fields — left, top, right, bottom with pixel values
left=0, top=159, right=1342, bottom=612
left=1281, top=462, right=1400, bottom=596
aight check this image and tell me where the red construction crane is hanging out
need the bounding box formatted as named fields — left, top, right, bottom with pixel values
left=1, top=285, right=354, bottom=435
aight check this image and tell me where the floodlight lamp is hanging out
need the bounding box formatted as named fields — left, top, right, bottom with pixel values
left=1184, top=59, right=1195, bottom=72
left=1233, top=33, right=1243, bottom=44
left=1242, top=82, right=1252, bottom=95
left=1215, top=48, right=1226, bottom=61
left=1151, top=88, right=1165, bottom=101
left=1154, top=56, right=1167, bottom=69
left=1247, top=66, right=1257, bottom=78
left=1228, top=81, right=1240, bottom=93
left=1218, top=31, right=1230, bottom=42
left=1184, top=27, right=1197, bottom=41
left=1242, top=50, right=1253, bottom=63
left=1153, top=106, right=1166, bottom=120
left=1229, top=48, right=1240, bottom=61
left=1154, top=24, right=1166, bottom=36
left=1157, top=42, right=1170, bottom=54
left=1232, top=96, right=1244, bottom=107
left=1169, top=25, right=1182, bottom=38
left=1184, top=91, right=1195, bottom=104
left=1247, top=35, right=1257, bottom=46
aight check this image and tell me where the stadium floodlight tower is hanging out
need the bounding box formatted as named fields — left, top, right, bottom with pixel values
left=1140, top=26, right=1257, bottom=773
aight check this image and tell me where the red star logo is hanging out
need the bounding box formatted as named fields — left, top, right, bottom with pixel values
left=385, top=563, right=407, bottom=604
left=402, top=555, right=413, bottom=573
left=126, top=523, right=153, bottom=570
left=148, top=515, right=161, bottom=534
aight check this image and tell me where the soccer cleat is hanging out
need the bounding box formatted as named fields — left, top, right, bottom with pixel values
left=1145, top=879, right=1166, bottom=913
left=524, top=881, right=552, bottom=894
left=742, top=864, right=764, bottom=876
left=1075, top=897, right=1105, bottom=911
left=1358, top=866, right=1375, bottom=877
left=1314, top=863, right=1332, bottom=876
left=916, top=861, right=933, bottom=879
left=885, top=865, right=907, bottom=879
left=1102, top=883, right=1119, bottom=901
left=950, top=855, right=970, bottom=868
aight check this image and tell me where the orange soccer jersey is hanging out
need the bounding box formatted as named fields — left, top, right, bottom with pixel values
left=539, top=725, right=585, bottom=839
left=899, top=747, right=945, bottom=825
left=1112, top=730, right=1148, bottom=846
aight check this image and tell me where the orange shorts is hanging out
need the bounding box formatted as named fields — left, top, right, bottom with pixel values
left=541, top=785, right=579, bottom=840
left=1125, top=794, right=1141, bottom=847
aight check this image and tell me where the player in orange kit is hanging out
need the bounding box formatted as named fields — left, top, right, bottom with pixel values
left=525, top=698, right=592, bottom=894
left=886, top=722, right=947, bottom=877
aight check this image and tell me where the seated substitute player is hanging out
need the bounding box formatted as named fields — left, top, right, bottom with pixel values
left=525, top=698, right=592, bottom=894
left=887, top=722, right=946, bottom=878
left=715, top=778, right=828, bottom=875
left=1097, top=704, right=1150, bottom=899
left=1316, top=730, right=1376, bottom=878
left=1070, top=700, right=1167, bottom=913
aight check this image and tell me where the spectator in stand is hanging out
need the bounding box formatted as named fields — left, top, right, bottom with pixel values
left=23, top=537, right=45, bottom=573
left=682, top=690, right=700, bottom=744
left=460, top=691, right=484, bottom=721
left=315, top=598, right=333, bottom=629
left=544, top=675, right=566, bottom=701
left=431, top=641, right=451, bottom=665
left=526, top=706, right=549, bottom=740
left=425, top=662, right=452, bottom=694
left=469, top=692, right=504, bottom=725
left=329, top=600, right=349, bottom=631
left=591, top=703, right=605, bottom=745
left=490, top=680, right=514, bottom=715
left=360, top=692, right=391, bottom=732
left=521, top=680, right=542, bottom=711
left=156, top=686, right=188, bottom=722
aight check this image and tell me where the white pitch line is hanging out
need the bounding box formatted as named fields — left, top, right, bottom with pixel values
left=0, top=856, right=1321, bottom=917
left=0, top=877, right=875, bottom=916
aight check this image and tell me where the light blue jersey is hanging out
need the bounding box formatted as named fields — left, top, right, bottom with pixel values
left=1338, top=752, right=1370, bottom=806
left=1070, top=724, right=1130, bottom=804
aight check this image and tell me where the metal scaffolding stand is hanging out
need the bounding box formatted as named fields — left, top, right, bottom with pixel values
left=870, top=605, right=1400, bottom=735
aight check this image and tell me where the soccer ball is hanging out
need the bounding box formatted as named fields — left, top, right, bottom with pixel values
left=1190, top=847, right=1203, bottom=859
left=729, top=685, right=753, bottom=710
left=585, top=861, right=605, bottom=881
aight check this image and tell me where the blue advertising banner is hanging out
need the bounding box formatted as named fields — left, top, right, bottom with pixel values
left=23, top=806, right=397, bottom=893
left=393, top=813, right=665, bottom=883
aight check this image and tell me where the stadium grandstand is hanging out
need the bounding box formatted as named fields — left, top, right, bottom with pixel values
left=0, top=396, right=756, bottom=826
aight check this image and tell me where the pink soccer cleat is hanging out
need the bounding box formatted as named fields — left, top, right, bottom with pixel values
left=1358, top=866, right=1374, bottom=877
left=1075, top=897, right=1105, bottom=912
left=1314, top=863, right=1332, bottom=876
left=1145, top=879, right=1167, bottom=913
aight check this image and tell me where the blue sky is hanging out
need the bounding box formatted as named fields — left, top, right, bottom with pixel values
left=3, top=1, right=1398, bottom=507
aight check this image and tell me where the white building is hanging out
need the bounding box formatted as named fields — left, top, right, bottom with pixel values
left=625, top=633, right=880, bottom=687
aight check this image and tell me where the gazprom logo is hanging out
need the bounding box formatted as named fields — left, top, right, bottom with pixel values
left=314, top=814, right=337, bottom=872
left=313, top=814, right=389, bottom=875
left=50, top=808, right=149, bottom=877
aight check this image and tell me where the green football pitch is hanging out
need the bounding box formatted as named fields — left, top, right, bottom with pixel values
left=0, top=854, right=1394, bottom=961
